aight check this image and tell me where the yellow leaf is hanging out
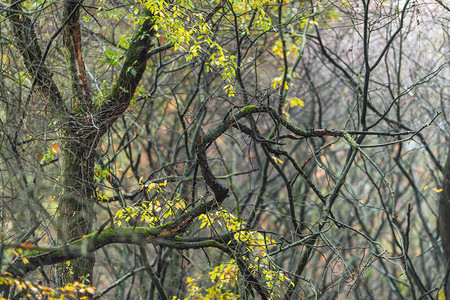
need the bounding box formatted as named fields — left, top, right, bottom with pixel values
left=289, top=97, right=304, bottom=107
left=439, top=288, right=445, bottom=300
left=423, top=185, right=429, bottom=190
left=434, top=188, right=443, bottom=193
left=271, top=156, right=283, bottom=165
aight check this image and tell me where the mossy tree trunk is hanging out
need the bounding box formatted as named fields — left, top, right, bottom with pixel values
left=7, top=0, right=156, bottom=286
left=57, top=130, right=96, bottom=284
left=57, top=0, right=96, bottom=284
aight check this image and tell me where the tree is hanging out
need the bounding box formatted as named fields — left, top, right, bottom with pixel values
left=0, top=0, right=448, bottom=299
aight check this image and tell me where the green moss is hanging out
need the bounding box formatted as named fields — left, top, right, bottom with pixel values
left=239, top=105, right=258, bottom=113
left=343, top=132, right=359, bottom=148
left=23, top=249, right=47, bottom=257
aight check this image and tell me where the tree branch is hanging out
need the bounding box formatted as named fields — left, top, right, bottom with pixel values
left=95, top=8, right=156, bottom=139
left=63, top=0, right=93, bottom=112
left=6, top=2, right=65, bottom=114
left=3, top=228, right=235, bottom=279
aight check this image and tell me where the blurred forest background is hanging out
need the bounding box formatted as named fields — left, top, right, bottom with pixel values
left=0, top=0, right=449, bottom=299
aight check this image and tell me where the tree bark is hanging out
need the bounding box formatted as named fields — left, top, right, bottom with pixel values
left=7, top=0, right=157, bottom=286
left=56, top=0, right=96, bottom=285
left=439, top=145, right=450, bottom=298
left=57, top=130, right=96, bottom=284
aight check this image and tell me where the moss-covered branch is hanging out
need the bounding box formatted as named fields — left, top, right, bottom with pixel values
left=96, top=9, right=156, bottom=138
left=199, top=105, right=419, bottom=151
left=4, top=227, right=235, bottom=279
left=6, top=2, right=66, bottom=114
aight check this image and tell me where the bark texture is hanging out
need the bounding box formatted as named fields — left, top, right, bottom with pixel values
left=6, top=0, right=156, bottom=286
left=439, top=146, right=450, bottom=298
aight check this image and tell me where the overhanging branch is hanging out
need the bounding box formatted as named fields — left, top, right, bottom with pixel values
left=3, top=228, right=235, bottom=279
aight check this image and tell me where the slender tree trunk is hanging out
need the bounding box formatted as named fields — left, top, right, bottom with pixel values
left=439, top=144, right=450, bottom=298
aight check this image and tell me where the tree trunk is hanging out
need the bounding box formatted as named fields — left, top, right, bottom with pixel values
left=7, top=0, right=156, bottom=287
left=439, top=144, right=450, bottom=298
left=56, top=0, right=96, bottom=285
left=57, top=128, right=96, bottom=285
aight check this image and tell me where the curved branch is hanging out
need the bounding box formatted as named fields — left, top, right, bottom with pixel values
left=200, top=105, right=421, bottom=151
left=3, top=228, right=235, bottom=279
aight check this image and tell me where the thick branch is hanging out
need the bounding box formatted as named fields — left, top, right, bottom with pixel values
left=6, top=2, right=65, bottom=114
left=96, top=9, right=156, bottom=138
left=197, top=137, right=229, bottom=203
left=63, top=0, right=92, bottom=112
left=4, top=227, right=234, bottom=279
